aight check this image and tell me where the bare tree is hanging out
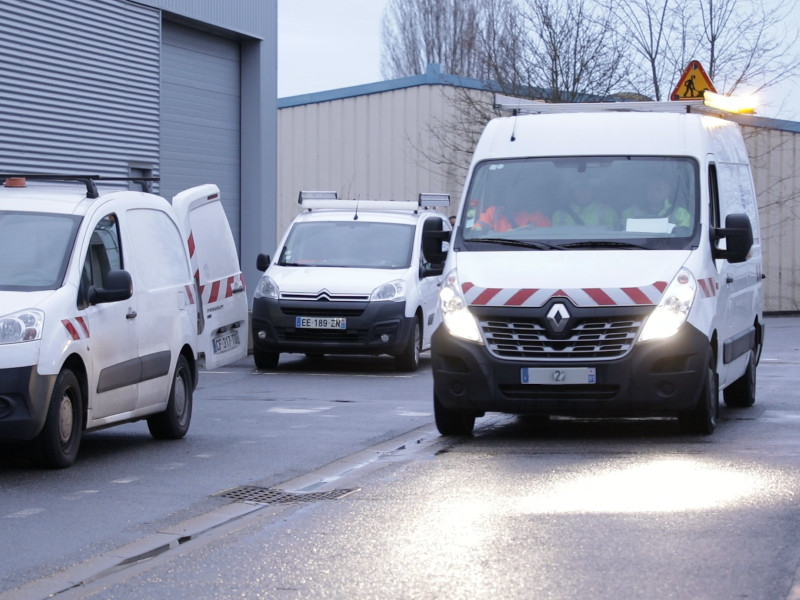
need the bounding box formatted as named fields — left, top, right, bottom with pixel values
left=610, top=0, right=692, bottom=100
left=514, top=0, right=627, bottom=102
left=381, top=0, right=488, bottom=79
left=695, top=0, right=799, bottom=95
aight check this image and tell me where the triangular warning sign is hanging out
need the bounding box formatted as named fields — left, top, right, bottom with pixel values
left=671, top=60, right=716, bottom=101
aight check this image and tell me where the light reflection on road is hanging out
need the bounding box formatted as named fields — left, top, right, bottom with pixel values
left=516, top=458, right=774, bottom=513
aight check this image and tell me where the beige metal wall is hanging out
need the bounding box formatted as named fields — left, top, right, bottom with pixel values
left=742, top=125, right=800, bottom=312
left=277, top=85, right=489, bottom=244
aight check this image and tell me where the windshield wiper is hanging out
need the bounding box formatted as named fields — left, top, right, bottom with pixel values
left=559, top=240, right=648, bottom=250
left=468, top=237, right=563, bottom=250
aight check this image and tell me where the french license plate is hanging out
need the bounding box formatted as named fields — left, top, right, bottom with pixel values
left=296, top=316, right=347, bottom=329
left=521, top=367, right=596, bottom=385
left=212, top=330, right=240, bottom=354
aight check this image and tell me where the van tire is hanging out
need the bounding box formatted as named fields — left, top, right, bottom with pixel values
left=147, top=355, right=192, bottom=440
left=679, top=356, right=718, bottom=435
left=396, top=318, right=421, bottom=372
left=254, top=349, right=279, bottom=370
left=34, top=369, right=82, bottom=469
left=724, top=350, right=757, bottom=408
left=434, top=392, right=475, bottom=436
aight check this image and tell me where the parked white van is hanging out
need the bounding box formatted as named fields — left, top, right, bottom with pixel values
left=0, top=175, right=248, bottom=467
left=431, top=98, right=763, bottom=436
left=252, top=192, right=451, bottom=372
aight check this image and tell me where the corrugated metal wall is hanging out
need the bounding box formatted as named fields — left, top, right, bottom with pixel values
left=161, top=20, right=241, bottom=245
left=0, top=0, right=160, bottom=175
left=277, top=85, right=486, bottom=242
left=743, top=125, right=800, bottom=312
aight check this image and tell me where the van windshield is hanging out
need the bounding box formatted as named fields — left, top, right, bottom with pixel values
left=0, top=211, right=81, bottom=290
left=460, top=156, right=699, bottom=251
left=278, top=221, right=415, bottom=269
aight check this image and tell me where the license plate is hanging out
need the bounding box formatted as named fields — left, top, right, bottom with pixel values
left=212, top=330, right=240, bottom=354
left=296, top=316, right=347, bottom=329
left=521, top=367, right=596, bottom=385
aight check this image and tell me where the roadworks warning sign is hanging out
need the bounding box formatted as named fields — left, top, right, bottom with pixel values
left=671, top=60, right=716, bottom=100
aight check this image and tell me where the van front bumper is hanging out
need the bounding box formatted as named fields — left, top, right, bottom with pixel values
left=252, top=297, right=414, bottom=356
left=431, top=323, right=710, bottom=418
left=0, top=366, right=56, bottom=440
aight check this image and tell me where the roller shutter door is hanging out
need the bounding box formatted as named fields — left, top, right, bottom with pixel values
left=161, top=20, right=242, bottom=248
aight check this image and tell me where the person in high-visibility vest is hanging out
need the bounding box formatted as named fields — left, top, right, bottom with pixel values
left=552, top=181, right=618, bottom=228
left=471, top=196, right=551, bottom=232
left=622, top=175, right=691, bottom=229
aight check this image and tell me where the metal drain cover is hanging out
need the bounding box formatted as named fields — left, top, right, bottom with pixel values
left=215, top=485, right=358, bottom=505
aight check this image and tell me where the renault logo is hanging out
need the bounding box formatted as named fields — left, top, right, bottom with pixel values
left=547, top=303, right=570, bottom=333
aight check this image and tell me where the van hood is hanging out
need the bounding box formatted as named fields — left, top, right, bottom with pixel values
left=0, top=289, right=56, bottom=314
left=270, top=265, right=409, bottom=297
left=455, top=250, right=692, bottom=308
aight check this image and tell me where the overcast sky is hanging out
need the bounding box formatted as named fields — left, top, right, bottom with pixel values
left=278, top=0, right=797, bottom=121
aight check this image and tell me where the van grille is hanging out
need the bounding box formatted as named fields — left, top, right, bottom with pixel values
left=480, top=316, right=642, bottom=360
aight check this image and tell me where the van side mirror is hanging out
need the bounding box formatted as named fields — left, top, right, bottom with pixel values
left=256, top=253, right=271, bottom=272
left=714, top=213, right=753, bottom=264
left=87, top=270, right=133, bottom=305
left=422, top=222, right=449, bottom=265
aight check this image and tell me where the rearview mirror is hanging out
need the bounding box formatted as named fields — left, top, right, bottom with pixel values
left=714, top=213, right=753, bottom=264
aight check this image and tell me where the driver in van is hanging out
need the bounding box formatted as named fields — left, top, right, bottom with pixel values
left=470, top=195, right=551, bottom=232
left=622, top=175, right=691, bottom=228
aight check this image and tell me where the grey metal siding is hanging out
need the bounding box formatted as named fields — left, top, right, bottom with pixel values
left=0, top=0, right=160, bottom=175
left=160, top=20, right=241, bottom=245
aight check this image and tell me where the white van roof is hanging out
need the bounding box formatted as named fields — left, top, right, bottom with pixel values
left=474, top=109, right=748, bottom=164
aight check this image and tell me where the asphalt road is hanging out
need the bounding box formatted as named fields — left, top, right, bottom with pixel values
left=3, top=316, right=800, bottom=600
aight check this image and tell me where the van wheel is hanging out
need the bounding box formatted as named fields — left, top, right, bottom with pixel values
left=679, top=356, right=718, bottom=434
left=34, top=369, right=82, bottom=469
left=147, top=355, right=192, bottom=440
left=396, top=319, right=421, bottom=372
left=254, top=349, right=279, bottom=370
left=434, top=392, right=475, bottom=436
left=724, top=350, right=757, bottom=407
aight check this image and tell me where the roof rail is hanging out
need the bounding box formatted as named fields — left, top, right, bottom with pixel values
left=493, top=93, right=753, bottom=118
left=0, top=173, right=160, bottom=198
left=298, top=190, right=450, bottom=213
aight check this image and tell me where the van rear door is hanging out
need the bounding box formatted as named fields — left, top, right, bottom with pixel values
left=172, top=184, right=248, bottom=369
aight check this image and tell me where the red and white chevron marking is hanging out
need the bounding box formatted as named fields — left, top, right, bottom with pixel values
left=462, top=281, right=669, bottom=307
left=697, top=277, right=718, bottom=298
left=199, top=273, right=244, bottom=305
left=62, top=317, right=90, bottom=341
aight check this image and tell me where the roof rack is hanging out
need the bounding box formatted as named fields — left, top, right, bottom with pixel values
left=493, top=92, right=755, bottom=118
left=0, top=173, right=160, bottom=198
left=298, top=190, right=450, bottom=212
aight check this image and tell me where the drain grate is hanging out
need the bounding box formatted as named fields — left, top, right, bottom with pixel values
left=214, top=485, right=358, bottom=505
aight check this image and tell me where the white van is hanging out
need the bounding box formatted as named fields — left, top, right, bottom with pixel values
left=0, top=175, right=248, bottom=467
left=431, top=99, right=763, bottom=435
left=252, top=192, right=451, bottom=372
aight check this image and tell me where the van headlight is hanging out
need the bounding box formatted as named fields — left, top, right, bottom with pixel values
left=439, top=270, right=483, bottom=343
left=639, top=268, right=697, bottom=342
left=371, top=280, right=405, bottom=302
left=253, top=275, right=279, bottom=300
left=0, top=309, right=44, bottom=344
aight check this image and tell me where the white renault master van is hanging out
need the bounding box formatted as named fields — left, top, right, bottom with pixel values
left=0, top=175, right=248, bottom=467
left=431, top=99, right=763, bottom=435
left=252, top=192, right=451, bottom=372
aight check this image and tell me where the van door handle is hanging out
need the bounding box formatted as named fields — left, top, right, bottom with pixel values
left=726, top=276, right=734, bottom=284
left=126, top=308, right=137, bottom=319
left=232, top=285, right=245, bottom=294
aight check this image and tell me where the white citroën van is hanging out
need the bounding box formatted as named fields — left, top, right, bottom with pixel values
left=0, top=175, right=248, bottom=467
left=252, top=192, right=451, bottom=372
left=431, top=98, right=763, bottom=436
